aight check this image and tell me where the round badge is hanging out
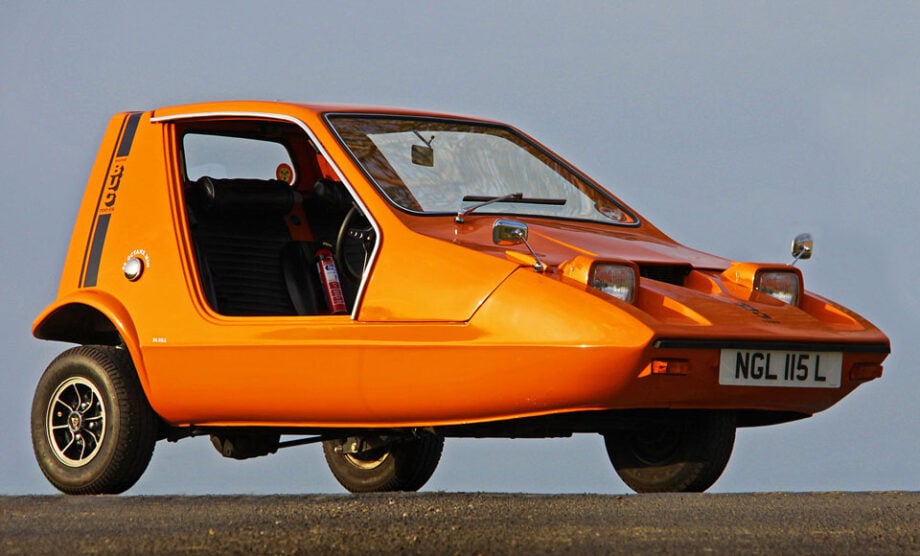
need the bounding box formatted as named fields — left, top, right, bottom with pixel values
left=276, top=163, right=294, bottom=184
left=122, top=249, right=151, bottom=281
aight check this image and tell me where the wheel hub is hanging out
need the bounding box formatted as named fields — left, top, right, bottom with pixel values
left=631, top=422, right=682, bottom=465
left=68, top=412, right=83, bottom=433
left=344, top=449, right=389, bottom=470
left=46, top=377, right=106, bottom=467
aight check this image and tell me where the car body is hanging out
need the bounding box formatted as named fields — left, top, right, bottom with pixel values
left=31, top=101, right=889, bottom=494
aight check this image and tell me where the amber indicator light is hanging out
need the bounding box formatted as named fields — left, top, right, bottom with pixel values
left=651, top=359, right=690, bottom=375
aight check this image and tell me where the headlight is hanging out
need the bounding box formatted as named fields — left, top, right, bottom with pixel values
left=589, top=263, right=637, bottom=303
left=755, top=270, right=801, bottom=305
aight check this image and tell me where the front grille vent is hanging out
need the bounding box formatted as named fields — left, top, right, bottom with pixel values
left=638, top=265, right=691, bottom=286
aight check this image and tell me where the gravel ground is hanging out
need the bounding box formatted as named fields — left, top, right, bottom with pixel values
left=1, top=492, right=917, bottom=554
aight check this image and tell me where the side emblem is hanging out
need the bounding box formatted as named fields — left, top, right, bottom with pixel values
left=123, top=249, right=151, bottom=282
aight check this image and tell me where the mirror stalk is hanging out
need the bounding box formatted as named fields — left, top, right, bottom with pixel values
left=492, top=219, right=546, bottom=272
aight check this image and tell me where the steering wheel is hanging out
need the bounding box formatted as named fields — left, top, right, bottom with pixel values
left=335, top=205, right=375, bottom=283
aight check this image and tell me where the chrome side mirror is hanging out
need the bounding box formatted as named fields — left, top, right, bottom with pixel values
left=791, top=233, right=813, bottom=265
left=492, top=219, right=545, bottom=272
left=492, top=219, right=528, bottom=245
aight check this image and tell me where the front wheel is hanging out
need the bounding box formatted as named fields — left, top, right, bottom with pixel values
left=30, top=346, right=158, bottom=494
left=603, top=411, right=735, bottom=493
left=322, top=434, right=443, bottom=493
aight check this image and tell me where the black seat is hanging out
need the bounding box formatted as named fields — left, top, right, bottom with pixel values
left=185, top=176, right=325, bottom=316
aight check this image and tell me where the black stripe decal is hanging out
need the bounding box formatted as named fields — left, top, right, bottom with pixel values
left=82, top=214, right=111, bottom=288
left=117, top=112, right=141, bottom=157
left=653, top=338, right=890, bottom=354
left=79, top=112, right=142, bottom=287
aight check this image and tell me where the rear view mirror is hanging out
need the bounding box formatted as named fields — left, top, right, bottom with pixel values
left=791, top=233, right=813, bottom=264
left=411, top=144, right=434, bottom=167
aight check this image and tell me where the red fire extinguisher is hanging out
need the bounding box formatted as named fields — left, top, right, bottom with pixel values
left=315, top=247, right=347, bottom=314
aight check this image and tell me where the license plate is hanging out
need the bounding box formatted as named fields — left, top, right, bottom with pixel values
left=719, top=350, right=842, bottom=388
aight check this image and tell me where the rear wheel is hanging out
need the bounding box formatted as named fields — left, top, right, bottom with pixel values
left=603, top=411, right=735, bottom=493
left=322, top=434, right=443, bottom=493
left=31, top=346, right=157, bottom=494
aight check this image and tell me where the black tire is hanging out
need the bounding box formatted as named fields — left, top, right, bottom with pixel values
left=323, top=435, right=443, bottom=493
left=30, top=345, right=157, bottom=495
left=603, top=411, right=735, bottom=493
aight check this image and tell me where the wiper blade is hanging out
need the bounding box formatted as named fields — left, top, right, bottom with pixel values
left=455, top=192, right=566, bottom=223
left=456, top=192, right=522, bottom=222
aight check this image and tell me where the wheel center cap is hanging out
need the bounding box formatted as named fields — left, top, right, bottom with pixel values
left=68, top=412, right=83, bottom=432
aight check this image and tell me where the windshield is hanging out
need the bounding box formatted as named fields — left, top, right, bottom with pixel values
left=327, top=116, right=637, bottom=225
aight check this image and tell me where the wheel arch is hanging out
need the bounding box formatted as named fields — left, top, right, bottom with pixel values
left=33, top=291, right=150, bottom=393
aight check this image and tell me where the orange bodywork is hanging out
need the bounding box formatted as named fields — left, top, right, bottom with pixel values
left=34, top=101, right=889, bottom=433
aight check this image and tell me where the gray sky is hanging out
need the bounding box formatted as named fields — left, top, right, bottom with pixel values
left=2, top=1, right=917, bottom=494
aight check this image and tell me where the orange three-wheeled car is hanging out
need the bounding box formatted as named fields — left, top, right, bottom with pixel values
left=31, top=101, right=889, bottom=494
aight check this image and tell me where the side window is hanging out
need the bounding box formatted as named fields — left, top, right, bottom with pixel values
left=183, top=133, right=295, bottom=182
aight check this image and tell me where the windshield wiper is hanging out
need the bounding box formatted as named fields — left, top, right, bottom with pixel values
left=455, top=193, right=566, bottom=223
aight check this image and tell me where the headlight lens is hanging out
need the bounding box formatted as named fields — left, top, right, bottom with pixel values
left=589, top=263, right=637, bottom=303
left=755, top=270, right=800, bottom=305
